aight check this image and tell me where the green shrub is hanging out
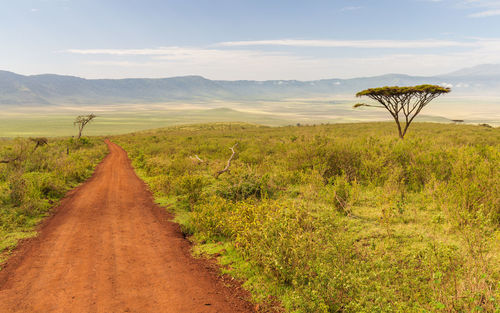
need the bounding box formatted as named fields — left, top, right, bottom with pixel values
left=216, top=172, right=275, bottom=201
left=114, top=122, right=500, bottom=312
left=175, top=174, right=207, bottom=210
left=321, top=174, right=359, bottom=215
left=440, top=145, right=500, bottom=224
left=1, top=137, right=107, bottom=255
left=323, top=143, right=362, bottom=182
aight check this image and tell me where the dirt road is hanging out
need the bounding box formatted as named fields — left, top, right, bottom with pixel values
left=0, top=140, right=254, bottom=313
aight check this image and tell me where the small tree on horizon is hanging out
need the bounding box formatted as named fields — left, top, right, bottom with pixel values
left=354, top=85, right=450, bottom=139
left=74, top=114, right=97, bottom=140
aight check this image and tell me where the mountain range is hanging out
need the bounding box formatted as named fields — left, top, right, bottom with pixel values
left=1, top=64, right=500, bottom=106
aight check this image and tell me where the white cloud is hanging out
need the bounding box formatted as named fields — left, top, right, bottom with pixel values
left=62, top=38, right=500, bottom=80
left=461, top=0, right=500, bottom=17
left=66, top=48, right=184, bottom=55
left=468, top=9, right=500, bottom=17
left=68, top=47, right=322, bottom=80
left=340, top=6, right=364, bottom=11
left=463, top=0, right=500, bottom=6
left=217, top=39, right=472, bottom=48
left=85, top=61, right=163, bottom=67
left=66, top=38, right=500, bottom=57
left=66, top=47, right=308, bottom=68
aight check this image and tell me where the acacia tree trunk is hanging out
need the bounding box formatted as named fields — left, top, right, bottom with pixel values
left=395, top=120, right=404, bottom=139
left=398, top=125, right=405, bottom=139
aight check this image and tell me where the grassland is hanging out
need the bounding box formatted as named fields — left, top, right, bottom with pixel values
left=4, top=96, right=496, bottom=138
left=115, top=122, right=499, bottom=312
left=0, top=107, right=293, bottom=137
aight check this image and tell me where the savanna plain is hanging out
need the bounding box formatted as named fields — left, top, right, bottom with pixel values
left=1, top=119, right=498, bottom=312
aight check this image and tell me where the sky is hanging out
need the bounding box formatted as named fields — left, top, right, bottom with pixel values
left=1, top=0, right=500, bottom=80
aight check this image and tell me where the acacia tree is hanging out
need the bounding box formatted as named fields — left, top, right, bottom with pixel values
left=354, top=85, right=450, bottom=139
left=74, top=114, right=96, bottom=140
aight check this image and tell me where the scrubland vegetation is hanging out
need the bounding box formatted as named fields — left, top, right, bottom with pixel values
left=0, top=138, right=107, bottom=262
left=115, top=122, right=499, bottom=312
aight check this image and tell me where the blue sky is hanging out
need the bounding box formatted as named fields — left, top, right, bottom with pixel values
left=1, top=0, right=500, bottom=80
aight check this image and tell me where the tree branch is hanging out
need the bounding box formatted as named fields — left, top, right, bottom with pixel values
left=215, top=143, right=238, bottom=178
left=0, top=156, right=20, bottom=164
left=30, top=137, right=48, bottom=151
left=190, top=155, right=205, bottom=163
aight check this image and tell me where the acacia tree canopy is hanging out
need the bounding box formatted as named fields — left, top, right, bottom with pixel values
left=354, top=85, right=450, bottom=139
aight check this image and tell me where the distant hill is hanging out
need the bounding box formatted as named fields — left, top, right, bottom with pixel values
left=443, top=64, right=500, bottom=78
left=1, top=64, right=500, bottom=106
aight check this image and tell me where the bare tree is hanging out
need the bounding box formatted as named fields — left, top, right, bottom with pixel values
left=354, top=85, right=450, bottom=139
left=30, top=137, right=48, bottom=151
left=215, top=143, right=238, bottom=178
left=74, top=114, right=97, bottom=140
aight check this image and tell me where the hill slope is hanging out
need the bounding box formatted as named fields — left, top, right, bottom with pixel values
left=1, top=64, right=500, bottom=106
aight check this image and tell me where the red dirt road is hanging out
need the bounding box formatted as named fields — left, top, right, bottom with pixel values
left=0, top=140, right=254, bottom=313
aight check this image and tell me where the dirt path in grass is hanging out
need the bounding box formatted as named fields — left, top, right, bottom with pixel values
left=0, top=140, right=254, bottom=313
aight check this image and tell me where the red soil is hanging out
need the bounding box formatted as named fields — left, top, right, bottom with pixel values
left=0, top=140, right=254, bottom=313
